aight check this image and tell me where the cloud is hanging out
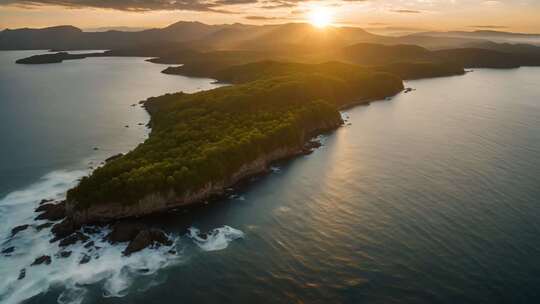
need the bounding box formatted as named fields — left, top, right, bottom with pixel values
left=245, top=15, right=279, bottom=20
left=468, top=25, right=508, bottom=29
left=0, top=0, right=258, bottom=12
left=0, top=0, right=371, bottom=12
left=391, top=9, right=421, bottom=14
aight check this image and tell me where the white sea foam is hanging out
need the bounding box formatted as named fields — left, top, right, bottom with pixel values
left=0, top=169, right=180, bottom=304
left=228, top=194, right=246, bottom=201
left=270, top=166, right=281, bottom=173
left=340, top=111, right=350, bottom=121
left=187, top=226, right=244, bottom=251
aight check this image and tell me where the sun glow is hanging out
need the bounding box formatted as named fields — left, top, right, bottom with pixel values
left=308, top=7, right=333, bottom=28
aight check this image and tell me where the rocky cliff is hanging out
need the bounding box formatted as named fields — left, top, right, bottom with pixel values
left=66, top=119, right=341, bottom=225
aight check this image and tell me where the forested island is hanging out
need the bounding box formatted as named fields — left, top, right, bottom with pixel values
left=61, top=62, right=403, bottom=228
left=5, top=20, right=540, bottom=247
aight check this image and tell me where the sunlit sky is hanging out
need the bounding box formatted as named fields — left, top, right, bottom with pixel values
left=1, top=0, right=539, bottom=33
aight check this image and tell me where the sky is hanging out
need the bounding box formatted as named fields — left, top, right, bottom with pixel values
left=0, top=0, right=539, bottom=33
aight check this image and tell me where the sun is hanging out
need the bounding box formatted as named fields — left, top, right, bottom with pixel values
left=308, top=7, right=333, bottom=28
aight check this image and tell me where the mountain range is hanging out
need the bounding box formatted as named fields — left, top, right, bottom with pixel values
left=5, top=21, right=536, bottom=52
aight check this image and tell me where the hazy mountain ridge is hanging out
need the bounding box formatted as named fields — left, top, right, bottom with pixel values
left=410, top=30, right=540, bottom=46
left=0, top=21, right=492, bottom=51
left=7, top=20, right=540, bottom=75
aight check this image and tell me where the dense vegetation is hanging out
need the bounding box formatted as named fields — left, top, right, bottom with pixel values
left=213, top=60, right=465, bottom=83
left=371, top=62, right=465, bottom=79
left=67, top=63, right=403, bottom=209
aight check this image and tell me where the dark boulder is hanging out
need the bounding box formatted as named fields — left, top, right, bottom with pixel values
left=83, top=226, right=101, bottom=235
left=31, top=255, right=51, bottom=266
left=79, top=254, right=91, bottom=264
left=2, top=246, right=15, bottom=254
left=105, top=153, right=123, bottom=163
left=51, top=218, right=78, bottom=241
left=39, top=199, right=53, bottom=205
left=59, top=232, right=89, bottom=247
left=58, top=251, right=72, bottom=258
left=123, top=229, right=172, bottom=256
left=36, top=222, right=54, bottom=231
left=306, top=140, right=322, bottom=149
left=302, top=140, right=322, bottom=154
left=106, top=221, right=144, bottom=244
left=11, top=225, right=29, bottom=236
left=35, top=201, right=66, bottom=221
left=18, top=268, right=26, bottom=280
left=84, top=241, right=95, bottom=248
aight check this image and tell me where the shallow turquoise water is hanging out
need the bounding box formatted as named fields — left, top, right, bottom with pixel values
left=1, top=52, right=540, bottom=303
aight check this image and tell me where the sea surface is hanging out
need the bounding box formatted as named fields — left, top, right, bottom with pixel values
left=1, top=51, right=540, bottom=304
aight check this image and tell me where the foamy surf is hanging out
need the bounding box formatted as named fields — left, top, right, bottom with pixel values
left=187, top=226, right=245, bottom=252
left=270, top=166, right=281, bottom=173
left=0, top=169, right=181, bottom=304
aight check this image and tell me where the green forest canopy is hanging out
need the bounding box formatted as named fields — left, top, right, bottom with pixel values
left=67, top=62, right=404, bottom=209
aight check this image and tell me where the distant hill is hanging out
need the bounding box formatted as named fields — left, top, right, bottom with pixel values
left=336, top=43, right=540, bottom=69
left=7, top=20, right=540, bottom=74
left=0, top=20, right=482, bottom=51
left=0, top=21, right=239, bottom=50
left=419, top=30, right=540, bottom=39
left=410, top=30, right=540, bottom=46
left=84, top=26, right=151, bottom=32
left=337, top=43, right=433, bottom=65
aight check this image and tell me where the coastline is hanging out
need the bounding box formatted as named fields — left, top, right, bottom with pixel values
left=0, top=52, right=227, bottom=302
left=59, top=64, right=405, bottom=228
left=65, top=119, right=344, bottom=225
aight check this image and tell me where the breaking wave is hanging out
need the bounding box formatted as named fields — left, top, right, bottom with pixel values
left=0, top=169, right=180, bottom=304
left=187, top=226, right=245, bottom=252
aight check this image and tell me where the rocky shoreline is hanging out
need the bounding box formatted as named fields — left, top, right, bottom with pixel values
left=3, top=60, right=405, bottom=269
left=3, top=120, right=337, bottom=273
left=54, top=124, right=335, bottom=235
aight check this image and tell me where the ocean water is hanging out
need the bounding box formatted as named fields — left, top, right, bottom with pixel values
left=0, top=51, right=224, bottom=304
left=1, top=51, right=540, bottom=303
left=0, top=51, right=221, bottom=197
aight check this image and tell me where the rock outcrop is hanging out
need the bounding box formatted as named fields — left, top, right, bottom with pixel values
left=31, top=255, right=51, bottom=266
left=11, top=224, right=29, bottom=236
left=58, top=232, right=89, bottom=247
left=35, top=201, right=66, bottom=221
left=124, top=229, right=172, bottom=255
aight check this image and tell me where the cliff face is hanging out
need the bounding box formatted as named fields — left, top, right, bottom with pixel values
left=66, top=118, right=341, bottom=225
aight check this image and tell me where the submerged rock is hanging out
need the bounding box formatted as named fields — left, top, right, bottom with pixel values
left=301, top=139, right=322, bottom=155
left=79, top=254, right=91, bottom=264
left=58, top=251, right=72, bottom=258
left=51, top=218, right=78, bottom=241
left=36, top=222, right=54, bottom=231
left=11, top=224, right=29, bottom=236
left=31, top=255, right=51, bottom=266
left=35, top=201, right=66, bottom=221
left=2, top=246, right=15, bottom=254
left=123, top=229, right=172, bottom=256
left=59, top=232, right=89, bottom=247
left=18, top=268, right=26, bottom=280
left=106, top=221, right=144, bottom=244
left=82, top=226, right=100, bottom=235
left=39, top=199, right=54, bottom=205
